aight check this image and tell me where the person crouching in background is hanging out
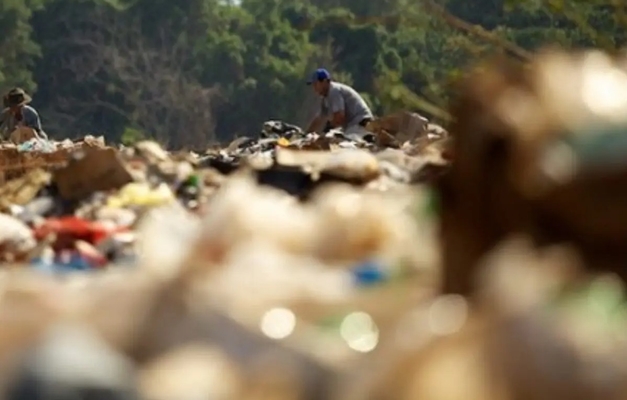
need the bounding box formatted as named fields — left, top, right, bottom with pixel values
left=0, top=88, right=48, bottom=143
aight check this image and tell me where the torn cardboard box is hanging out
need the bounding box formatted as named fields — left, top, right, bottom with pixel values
left=53, top=148, right=133, bottom=200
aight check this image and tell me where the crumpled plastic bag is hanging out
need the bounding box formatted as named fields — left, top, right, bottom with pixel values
left=0, top=214, right=37, bottom=260
left=16, top=138, right=56, bottom=153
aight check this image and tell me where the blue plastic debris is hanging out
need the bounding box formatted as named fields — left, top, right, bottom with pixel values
left=31, top=252, right=96, bottom=274
left=352, top=259, right=388, bottom=286
left=65, top=253, right=93, bottom=270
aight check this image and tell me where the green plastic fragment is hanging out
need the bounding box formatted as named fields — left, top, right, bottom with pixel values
left=187, top=174, right=200, bottom=186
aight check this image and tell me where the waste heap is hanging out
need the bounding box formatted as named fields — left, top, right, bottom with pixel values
left=0, top=136, right=106, bottom=182
left=0, top=48, right=626, bottom=400
left=0, top=107, right=448, bottom=399
left=0, top=109, right=449, bottom=268
left=201, top=113, right=450, bottom=196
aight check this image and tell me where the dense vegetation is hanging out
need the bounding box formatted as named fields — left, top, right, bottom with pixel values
left=1, top=0, right=624, bottom=147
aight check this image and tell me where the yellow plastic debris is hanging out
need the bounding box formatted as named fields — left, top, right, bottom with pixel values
left=107, top=182, right=175, bottom=208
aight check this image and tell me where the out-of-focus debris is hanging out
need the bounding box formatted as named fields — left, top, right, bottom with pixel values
left=0, top=213, right=37, bottom=261
left=138, top=344, right=241, bottom=400
left=0, top=169, right=50, bottom=211
left=0, top=105, right=452, bottom=398
left=6, top=324, right=139, bottom=400
left=439, top=49, right=627, bottom=296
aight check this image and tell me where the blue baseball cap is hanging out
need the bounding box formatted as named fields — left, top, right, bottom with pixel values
left=306, top=68, right=331, bottom=84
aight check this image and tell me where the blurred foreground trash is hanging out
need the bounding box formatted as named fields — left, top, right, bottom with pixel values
left=1, top=48, right=627, bottom=400
left=7, top=324, right=139, bottom=400
left=439, top=49, right=627, bottom=296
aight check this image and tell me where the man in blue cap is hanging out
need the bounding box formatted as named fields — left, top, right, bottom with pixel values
left=305, top=68, right=373, bottom=135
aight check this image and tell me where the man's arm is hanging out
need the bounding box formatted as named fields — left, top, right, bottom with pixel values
left=22, top=107, right=47, bottom=138
left=327, top=90, right=346, bottom=128
left=306, top=114, right=325, bottom=133
left=307, top=98, right=327, bottom=133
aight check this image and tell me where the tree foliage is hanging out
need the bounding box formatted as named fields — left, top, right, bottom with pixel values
left=0, top=0, right=621, bottom=147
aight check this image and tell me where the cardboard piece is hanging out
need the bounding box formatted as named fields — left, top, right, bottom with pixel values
left=0, top=146, right=71, bottom=183
left=53, top=148, right=133, bottom=200
left=367, top=110, right=429, bottom=143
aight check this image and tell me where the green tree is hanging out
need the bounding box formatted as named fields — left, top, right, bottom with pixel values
left=0, top=0, right=46, bottom=93
left=19, top=0, right=627, bottom=146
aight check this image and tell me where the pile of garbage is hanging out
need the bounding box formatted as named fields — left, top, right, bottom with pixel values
left=0, top=48, right=626, bottom=400
left=0, top=107, right=449, bottom=399
left=0, top=135, right=106, bottom=182
left=201, top=112, right=450, bottom=195
left=0, top=106, right=452, bottom=276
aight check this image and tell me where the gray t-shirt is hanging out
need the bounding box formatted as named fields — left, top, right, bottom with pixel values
left=319, top=82, right=373, bottom=129
left=0, top=105, right=47, bottom=139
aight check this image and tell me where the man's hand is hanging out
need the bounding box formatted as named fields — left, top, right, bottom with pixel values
left=330, top=111, right=345, bottom=128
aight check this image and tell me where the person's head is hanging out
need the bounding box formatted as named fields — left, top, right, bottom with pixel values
left=4, top=88, right=31, bottom=113
left=306, top=68, right=332, bottom=96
